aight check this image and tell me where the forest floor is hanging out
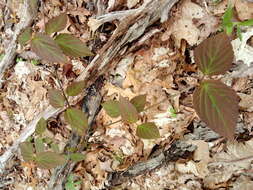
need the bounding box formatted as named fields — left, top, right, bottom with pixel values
left=1, top=0, right=253, bottom=189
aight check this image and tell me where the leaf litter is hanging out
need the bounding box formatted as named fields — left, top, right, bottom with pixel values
left=1, top=0, right=253, bottom=189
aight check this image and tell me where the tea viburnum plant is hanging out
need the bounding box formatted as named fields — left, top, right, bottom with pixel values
left=19, top=11, right=239, bottom=170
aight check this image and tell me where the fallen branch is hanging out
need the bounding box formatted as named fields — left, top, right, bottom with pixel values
left=0, top=0, right=37, bottom=85
left=106, top=141, right=196, bottom=187
left=0, top=0, right=180, bottom=175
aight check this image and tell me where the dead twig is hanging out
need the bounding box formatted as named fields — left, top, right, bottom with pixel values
left=0, top=0, right=37, bottom=86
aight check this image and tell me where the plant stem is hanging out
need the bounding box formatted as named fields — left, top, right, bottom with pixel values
left=54, top=69, right=71, bottom=108
left=103, top=119, right=122, bottom=127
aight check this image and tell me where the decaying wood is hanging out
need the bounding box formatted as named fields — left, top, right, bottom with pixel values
left=0, top=0, right=37, bottom=86
left=0, top=0, right=180, bottom=176
left=107, top=141, right=196, bottom=187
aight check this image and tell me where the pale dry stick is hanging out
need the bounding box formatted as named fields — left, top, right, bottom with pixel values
left=0, top=0, right=37, bottom=86
left=0, top=0, right=180, bottom=175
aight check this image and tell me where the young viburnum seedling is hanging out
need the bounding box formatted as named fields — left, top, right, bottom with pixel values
left=18, top=12, right=94, bottom=169
left=168, top=107, right=177, bottom=118
left=222, top=4, right=253, bottom=40
left=102, top=95, right=161, bottom=139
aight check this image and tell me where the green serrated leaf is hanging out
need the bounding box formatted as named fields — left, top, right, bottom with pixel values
left=48, top=89, right=65, bottom=108
left=35, top=117, right=47, bottom=135
left=31, top=33, right=67, bottom=63
left=20, top=142, right=35, bottom=162
left=35, top=151, right=67, bottom=169
left=130, top=94, right=147, bottom=112
left=18, top=27, right=32, bottom=46
left=102, top=100, right=120, bottom=118
left=45, top=13, right=68, bottom=35
left=136, top=122, right=160, bottom=139
left=35, top=138, right=45, bottom=153
left=194, top=32, right=234, bottom=76
left=64, top=108, right=88, bottom=136
left=66, top=81, right=86, bottom=96
left=238, top=19, right=253, bottom=27
left=55, top=33, right=94, bottom=57
left=193, top=80, right=239, bottom=140
left=119, top=96, right=138, bottom=124
left=69, top=153, right=85, bottom=162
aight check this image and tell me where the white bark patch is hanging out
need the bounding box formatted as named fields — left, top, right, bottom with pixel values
left=14, top=61, right=31, bottom=79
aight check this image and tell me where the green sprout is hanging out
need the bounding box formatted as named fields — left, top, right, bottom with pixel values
left=65, top=174, right=82, bottom=190
left=31, top=59, right=39, bottom=65
left=222, top=5, right=253, bottom=40
left=169, top=107, right=177, bottom=118
left=0, top=54, right=5, bottom=61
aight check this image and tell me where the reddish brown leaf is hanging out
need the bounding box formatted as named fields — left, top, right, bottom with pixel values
left=48, top=89, right=65, bottom=108
left=35, top=151, right=67, bottom=169
left=136, top=122, right=160, bottom=139
left=66, top=81, right=86, bottom=96
left=130, top=94, right=147, bottom=113
left=18, top=27, right=32, bottom=46
left=31, top=33, right=67, bottom=63
left=193, top=80, right=239, bottom=140
left=119, top=96, right=138, bottom=124
left=20, top=142, right=35, bottom=162
left=55, top=33, right=93, bottom=57
left=64, top=108, right=88, bottom=136
left=63, top=64, right=75, bottom=78
left=45, top=13, right=68, bottom=35
left=194, top=32, right=234, bottom=76
left=102, top=100, right=120, bottom=118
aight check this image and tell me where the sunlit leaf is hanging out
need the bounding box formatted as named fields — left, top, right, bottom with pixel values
left=193, top=80, right=239, bottom=140
left=18, top=27, right=32, bottom=46
left=69, top=153, right=85, bottom=162
left=66, top=81, right=86, bottom=96
left=45, top=13, right=68, bottom=35
left=222, top=5, right=234, bottom=35
left=35, top=138, right=45, bottom=153
left=130, top=94, right=147, bottom=112
left=64, top=108, right=88, bottom=136
left=31, top=33, right=67, bottom=63
left=48, top=89, right=65, bottom=108
left=119, top=96, right=138, bottom=124
left=238, top=19, right=253, bottom=26
left=55, top=33, right=94, bottom=57
left=35, top=151, right=67, bottom=169
left=20, top=142, right=35, bottom=162
left=136, top=122, right=160, bottom=139
left=194, top=32, right=234, bottom=76
left=35, top=117, right=47, bottom=135
left=102, top=100, right=120, bottom=118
